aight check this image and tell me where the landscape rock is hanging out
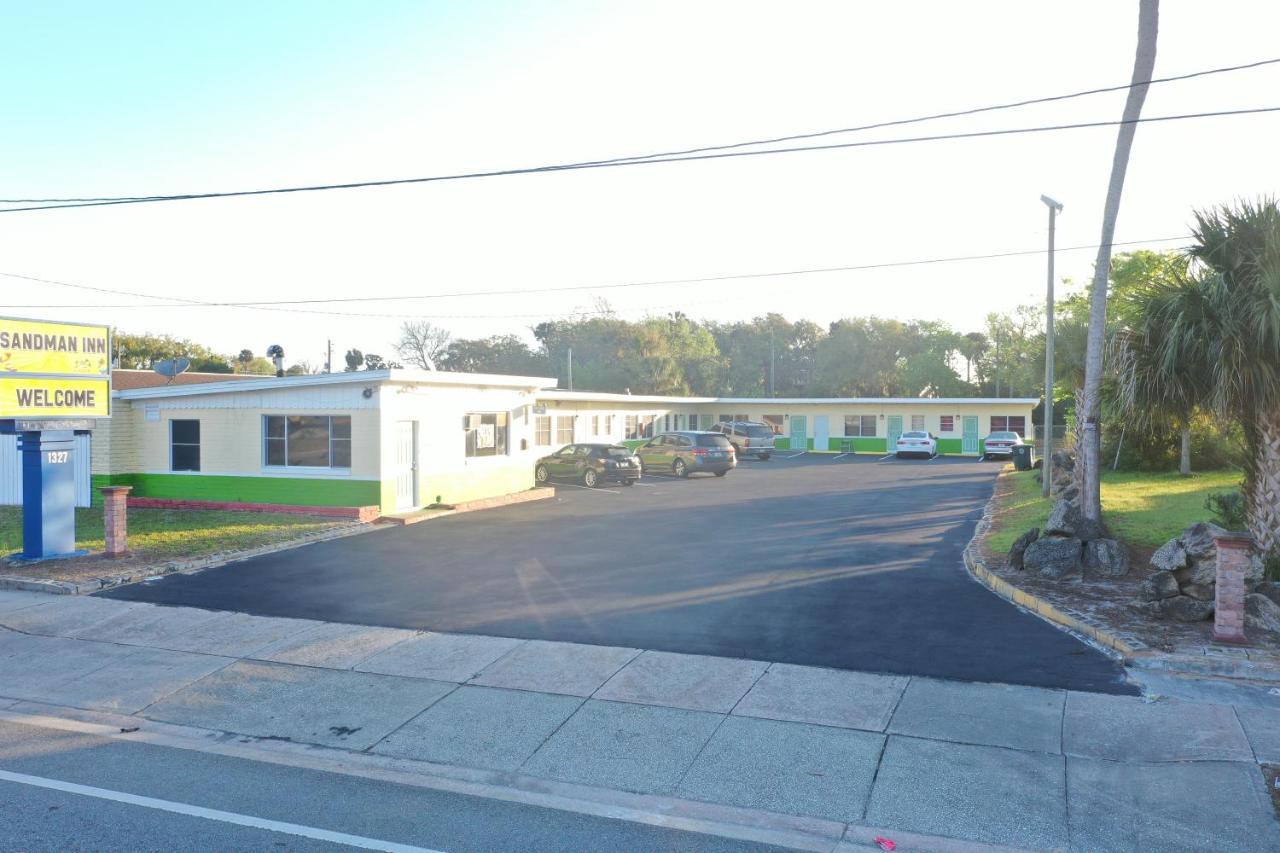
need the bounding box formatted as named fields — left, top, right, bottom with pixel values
left=1152, top=595, right=1214, bottom=622
left=1254, top=581, right=1280, bottom=609
left=1057, top=483, right=1080, bottom=505
left=1149, top=539, right=1188, bottom=573
left=1180, top=582, right=1216, bottom=602
left=1180, top=522, right=1227, bottom=561
left=1023, top=536, right=1082, bottom=579
left=1008, top=528, right=1040, bottom=571
left=1139, top=572, right=1180, bottom=601
left=1245, top=593, right=1280, bottom=634
left=1082, top=538, right=1129, bottom=578
left=1174, top=559, right=1218, bottom=588
left=1247, top=554, right=1265, bottom=586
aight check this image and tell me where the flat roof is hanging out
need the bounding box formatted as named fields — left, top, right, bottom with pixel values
left=115, top=368, right=557, bottom=400
left=537, top=390, right=1038, bottom=406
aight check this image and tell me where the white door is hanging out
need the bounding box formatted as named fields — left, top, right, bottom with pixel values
left=813, top=416, right=829, bottom=451
left=394, top=421, right=418, bottom=510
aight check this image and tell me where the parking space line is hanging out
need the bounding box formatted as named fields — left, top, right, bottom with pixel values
left=556, top=484, right=621, bottom=494
left=832, top=453, right=850, bottom=461
left=781, top=452, right=806, bottom=459
left=877, top=453, right=896, bottom=462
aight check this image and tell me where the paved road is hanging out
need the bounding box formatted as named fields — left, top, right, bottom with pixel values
left=0, top=718, right=785, bottom=853
left=104, top=454, right=1133, bottom=693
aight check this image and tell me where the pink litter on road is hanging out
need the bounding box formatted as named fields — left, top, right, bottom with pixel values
left=874, top=837, right=896, bottom=851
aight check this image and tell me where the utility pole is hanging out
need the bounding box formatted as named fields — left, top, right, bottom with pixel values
left=1040, top=195, right=1064, bottom=497
left=769, top=327, right=776, bottom=397
left=567, top=347, right=573, bottom=391
left=325, top=339, right=332, bottom=374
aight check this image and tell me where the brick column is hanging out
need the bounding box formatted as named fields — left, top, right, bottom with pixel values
left=99, top=486, right=133, bottom=557
left=1212, top=532, right=1253, bottom=644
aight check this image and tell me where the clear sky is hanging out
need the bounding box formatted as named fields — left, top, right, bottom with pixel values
left=2, top=1, right=1278, bottom=369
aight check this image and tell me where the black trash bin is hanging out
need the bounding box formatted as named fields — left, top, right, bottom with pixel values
left=1012, top=444, right=1034, bottom=471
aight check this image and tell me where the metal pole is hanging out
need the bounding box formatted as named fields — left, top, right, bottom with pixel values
left=769, top=327, right=776, bottom=397
left=1040, top=195, right=1063, bottom=497
left=567, top=347, right=573, bottom=391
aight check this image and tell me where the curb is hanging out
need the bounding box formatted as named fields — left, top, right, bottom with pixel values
left=964, top=473, right=1280, bottom=683
left=379, top=486, right=555, bottom=525
left=0, top=702, right=1036, bottom=853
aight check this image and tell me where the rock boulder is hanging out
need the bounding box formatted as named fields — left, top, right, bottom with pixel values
left=1149, top=539, right=1188, bottom=573
left=1174, top=559, right=1218, bottom=588
left=1139, top=572, right=1180, bottom=601
left=1180, top=582, right=1215, bottom=601
left=1245, top=594, right=1280, bottom=634
left=1254, top=581, right=1280, bottom=609
left=1023, top=536, right=1083, bottom=579
left=1153, top=595, right=1214, bottom=622
left=1083, top=538, right=1129, bottom=578
left=1180, top=522, right=1227, bottom=561
left=1008, top=528, right=1040, bottom=571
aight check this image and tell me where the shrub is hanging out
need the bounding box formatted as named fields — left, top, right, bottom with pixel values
left=1204, top=489, right=1246, bottom=530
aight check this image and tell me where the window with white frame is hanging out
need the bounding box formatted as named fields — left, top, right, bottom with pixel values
left=464, top=412, right=508, bottom=458
left=264, top=415, right=351, bottom=468
left=591, top=414, right=600, bottom=435
left=940, top=415, right=955, bottom=433
left=535, top=416, right=551, bottom=446
left=843, top=415, right=876, bottom=436
left=911, top=414, right=926, bottom=431
left=639, top=415, right=655, bottom=438
left=625, top=415, right=639, bottom=439
left=990, top=415, right=1027, bottom=437
left=763, top=414, right=784, bottom=435
left=604, top=414, right=614, bottom=436
left=555, top=416, right=574, bottom=444
left=688, top=413, right=699, bottom=430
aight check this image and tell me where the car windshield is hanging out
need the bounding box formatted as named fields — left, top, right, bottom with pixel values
left=901, top=431, right=928, bottom=439
left=989, top=432, right=1018, bottom=440
left=696, top=434, right=733, bottom=448
left=602, top=447, right=632, bottom=458
left=745, top=425, right=774, bottom=438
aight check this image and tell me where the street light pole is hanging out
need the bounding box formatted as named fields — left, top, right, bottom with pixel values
left=1040, top=194, right=1064, bottom=497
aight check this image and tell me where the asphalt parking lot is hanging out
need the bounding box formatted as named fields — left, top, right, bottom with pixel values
left=102, top=452, right=1134, bottom=694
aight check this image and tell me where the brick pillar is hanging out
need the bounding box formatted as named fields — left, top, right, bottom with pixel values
left=1212, top=532, right=1252, bottom=644
left=99, top=486, right=133, bottom=557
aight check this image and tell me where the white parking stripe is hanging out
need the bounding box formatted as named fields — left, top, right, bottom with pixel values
left=0, top=769, right=444, bottom=853
left=782, top=452, right=806, bottom=459
left=877, top=453, right=896, bottom=462
left=556, top=484, right=620, bottom=494
left=832, top=453, right=851, bottom=461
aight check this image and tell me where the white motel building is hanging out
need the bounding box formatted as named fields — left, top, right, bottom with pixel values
left=2, top=368, right=1035, bottom=517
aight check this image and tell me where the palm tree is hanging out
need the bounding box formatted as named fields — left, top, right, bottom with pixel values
left=1116, top=199, right=1280, bottom=561
left=1079, top=0, right=1159, bottom=523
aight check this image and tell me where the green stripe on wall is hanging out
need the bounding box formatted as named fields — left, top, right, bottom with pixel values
left=99, top=473, right=380, bottom=507
left=936, top=438, right=963, bottom=455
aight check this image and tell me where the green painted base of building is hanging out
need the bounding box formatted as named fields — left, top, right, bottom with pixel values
left=93, top=473, right=380, bottom=509
left=771, top=437, right=984, bottom=456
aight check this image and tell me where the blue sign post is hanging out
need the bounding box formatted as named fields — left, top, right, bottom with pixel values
left=18, top=429, right=78, bottom=558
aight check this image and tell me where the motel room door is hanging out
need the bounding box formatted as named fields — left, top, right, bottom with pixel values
left=395, top=421, right=419, bottom=510
left=789, top=415, right=807, bottom=451
left=812, top=416, right=829, bottom=452
left=962, top=416, right=980, bottom=454
left=886, top=415, right=903, bottom=450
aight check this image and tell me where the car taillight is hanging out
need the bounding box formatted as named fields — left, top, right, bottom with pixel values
left=692, top=448, right=708, bottom=455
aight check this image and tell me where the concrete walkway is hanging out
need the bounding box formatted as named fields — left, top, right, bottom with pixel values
left=1, top=589, right=1277, bottom=852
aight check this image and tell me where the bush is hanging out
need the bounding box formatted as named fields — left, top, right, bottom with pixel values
left=1204, top=489, right=1246, bottom=529
left=1102, top=413, right=1242, bottom=472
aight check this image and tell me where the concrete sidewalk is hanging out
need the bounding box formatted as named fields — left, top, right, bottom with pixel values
left=1, top=589, right=1277, bottom=852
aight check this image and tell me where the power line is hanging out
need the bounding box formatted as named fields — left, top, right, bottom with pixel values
left=3, top=107, right=1278, bottom=214
left=0, top=235, right=1191, bottom=318
left=6, top=56, right=1278, bottom=208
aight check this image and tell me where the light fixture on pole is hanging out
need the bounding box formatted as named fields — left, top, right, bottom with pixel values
left=1040, top=194, right=1064, bottom=497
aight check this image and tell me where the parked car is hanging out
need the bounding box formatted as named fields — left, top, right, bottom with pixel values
left=534, top=443, right=641, bottom=487
left=982, top=431, right=1026, bottom=460
left=894, top=430, right=937, bottom=458
left=635, top=431, right=736, bottom=477
left=712, top=420, right=775, bottom=460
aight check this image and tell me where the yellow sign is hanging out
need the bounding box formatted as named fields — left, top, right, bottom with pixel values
left=0, top=377, right=111, bottom=418
left=0, top=318, right=110, bottom=377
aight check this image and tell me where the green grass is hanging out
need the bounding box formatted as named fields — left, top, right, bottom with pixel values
left=987, top=468, right=1242, bottom=553
left=0, top=507, right=344, bottom=560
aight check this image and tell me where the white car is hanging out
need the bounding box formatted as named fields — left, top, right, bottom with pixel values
left=895, top=430, right=937, bottom=458
left=982, top=431, right=1026, bottom=460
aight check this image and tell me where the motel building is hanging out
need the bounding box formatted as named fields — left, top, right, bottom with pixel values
left=3, top=368, right=1035, bottom=518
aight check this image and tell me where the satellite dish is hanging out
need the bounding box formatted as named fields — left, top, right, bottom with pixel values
left=153, top=358, right=191, bottom=384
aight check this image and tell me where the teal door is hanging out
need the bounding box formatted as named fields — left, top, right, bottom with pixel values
left=887, top=415, right=903, bottom=451
left=962, top=416, right=979, bottom=454
left=789, top=416, right=807, bottom=451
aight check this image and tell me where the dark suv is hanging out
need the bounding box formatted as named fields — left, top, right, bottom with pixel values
left=635, top=431, right=736, bottom=477
left=535, top=443, right=641, bottom=488
left=712, top=421, right=775, bottom=460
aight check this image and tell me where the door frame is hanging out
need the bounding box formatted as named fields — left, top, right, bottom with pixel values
left=789, top=415, right=807, bottom=451
left=887, top=415, right=903, bottom=451
left=962, top=416, right=980, bottom=454
left=812, top=415, right=829, bottom=451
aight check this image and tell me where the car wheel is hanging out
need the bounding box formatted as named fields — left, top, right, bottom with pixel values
left=895, top=452, right=903, bottom=459
left=759, top=453, right=771, bottom=461
left=620, top=479, right=635, bottom=486
left=673, top=459, right=688, bottom=478
left=535, top=464, right=550, bottom=483
left=583, top=468, right=599, bottom=488
left=714, top=470, right=727, bottom=477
